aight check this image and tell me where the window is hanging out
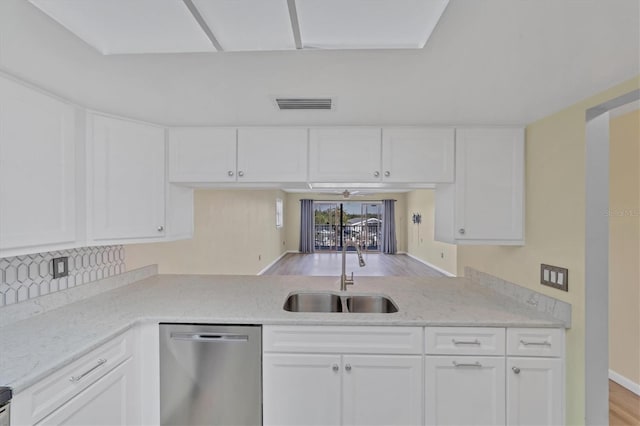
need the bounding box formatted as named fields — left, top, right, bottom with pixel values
left=275, top=198, right=283, bottom=229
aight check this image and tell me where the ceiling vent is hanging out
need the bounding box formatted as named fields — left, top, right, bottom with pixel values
left=276, top=98, right=332, bottom=110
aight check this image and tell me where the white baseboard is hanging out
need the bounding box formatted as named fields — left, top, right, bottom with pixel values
left=257, top=251, right=290, bottom=275
left=404, top=253, right=456, bottom=277
left=609, top=369, right=640, bottom=396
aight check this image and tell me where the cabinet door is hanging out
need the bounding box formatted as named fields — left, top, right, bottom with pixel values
left=36, top=358, right=140, bottom=426
left=0, top=76, right=76, bottom=252
left=425, top=356, right=505, bottom=426
left=382, top=127, right=454, bottom=183
left=342, top=355, right=422, bottom=426
left=507, top=358, right=563, bottom=426
left=237, top=128, right=308, bottom=182
left=263, top=353, right=341, bottom=426
left=168, top=127, right=236, bottom=182
left=89, top=114, right=165, bottom=241
left=309, top=128, right=381, bottom=182
left=454, top=128, right=524, bottom=242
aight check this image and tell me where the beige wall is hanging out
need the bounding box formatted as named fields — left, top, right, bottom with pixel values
left=609, top=108, right=640, bottom=386
left=405, top=190, right=457, bottom=275
left=284, top=192, right=407, bottom=253
left=126, top=189, right=287, bottom=275
left=456, top=76, right=640, bottom=425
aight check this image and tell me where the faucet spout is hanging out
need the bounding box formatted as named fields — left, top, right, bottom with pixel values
left=340, top=239, right=366, bottom=291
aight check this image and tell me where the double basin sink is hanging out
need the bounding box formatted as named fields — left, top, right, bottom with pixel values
left=283, top=291, right=398, bottom=314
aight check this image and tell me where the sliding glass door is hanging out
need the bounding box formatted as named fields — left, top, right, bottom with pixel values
left=313, top=201, right=382, bottom=252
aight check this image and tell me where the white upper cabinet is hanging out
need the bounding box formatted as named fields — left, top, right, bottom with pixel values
left=169, top=127, right=237, bottom=183
left=237, top=128, right=308, bottom=182
left=435, top=127, right=525, bottom=245
left=382, top=127, right=454, bottom=183
left=309, top=128, right=382, bottom=182
left=0, top=75, right=77, bottom=256
left=88, top=113, right=166, bottom=242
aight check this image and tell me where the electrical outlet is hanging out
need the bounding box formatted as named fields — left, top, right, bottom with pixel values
left=540, top=264, right=568, bottom=291
left=441, top=252, right=444, bottom=259
left=52, top=257, right=69, bottom=279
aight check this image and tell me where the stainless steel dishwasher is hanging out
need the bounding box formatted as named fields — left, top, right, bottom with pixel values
left=160, top=324, right=261, bottom=426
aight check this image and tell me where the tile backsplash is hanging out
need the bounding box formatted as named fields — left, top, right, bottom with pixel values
left=0, top=246, right=125, bottom=307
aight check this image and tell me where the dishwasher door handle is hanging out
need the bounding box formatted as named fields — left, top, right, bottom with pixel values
left=170, top=332, right=249, bottom=342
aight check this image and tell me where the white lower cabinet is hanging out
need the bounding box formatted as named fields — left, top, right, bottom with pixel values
left=506, top=357, right=563, bottom=426
left=342, top=355, right=422, bottom=426
left=506, top=328, right=564, bottom=426
left=425, top=356, right=506, bottom=425
left=36, top=358, right=138, bottom=426
left=263, top=353, right=342, bottom=426
left=263, top=325, right=423, bottom=426
left=11, top=330, right=141, bottom=426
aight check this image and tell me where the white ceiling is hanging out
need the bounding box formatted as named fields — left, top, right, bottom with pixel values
left=1, top=0, right=638, bottom=127
left=29, top=0, right=217, bottom=54
left=28, top=0, right=450, bottom=54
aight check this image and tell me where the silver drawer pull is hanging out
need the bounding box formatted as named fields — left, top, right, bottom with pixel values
left=452, top=361, right=482, bottom=368
left=520, top=339, right=551, bottom=347
left=171, top=332, right=249, bottom=342
left=69, top=358, right=107, bottom=383
left=452, top=338, right=481, bottom=345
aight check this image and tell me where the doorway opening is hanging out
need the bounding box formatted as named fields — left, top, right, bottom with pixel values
left=313, top=201, right=383, bottom=252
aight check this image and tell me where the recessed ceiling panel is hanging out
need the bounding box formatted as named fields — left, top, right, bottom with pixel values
left=193, top=0, right=296, bottom=51
left=296, top=0, right=449, bottom=49
left=29, top=0, right=216, bottom=54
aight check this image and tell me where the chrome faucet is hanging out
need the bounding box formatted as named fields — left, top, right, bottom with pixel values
left=340, top=239, right=366, bottom=291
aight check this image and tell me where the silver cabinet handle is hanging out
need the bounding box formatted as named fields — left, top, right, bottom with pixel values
left=384, top=171, right=390, bottom=177
left=512, top=366, right=521, bottom=374
left=458, top=228, right=466, bottom=235
left=373, top=171, right=380, bottom=177
left=69, top=358, right=107, bottom=383
left=520, top=339, right=551, bottom=346
left=157, top=225, right=164, bottom=232
left=238, top=171, right=244, bottom=177
left=170, top=332, right=248, bottom=342
left=345, top=364, right=352, bottom=372
left=228, top=170, right=234, bottom=177
left=332, top=364, right=339, bottom=372
left=452, top=338, right=481, bottom=345
left=452, top=361, right=482, bottom=368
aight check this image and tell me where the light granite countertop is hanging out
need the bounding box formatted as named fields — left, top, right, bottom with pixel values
left=0, top=274, right=566, bottom=393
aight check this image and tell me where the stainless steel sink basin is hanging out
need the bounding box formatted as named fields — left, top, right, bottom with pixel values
left=283, top=292, right=343, bottom=313
left=283, top=292, right=398, bottom=314
left=345, top=295, right=398, bottom=313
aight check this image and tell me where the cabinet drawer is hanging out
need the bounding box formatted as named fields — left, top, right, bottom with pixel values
left=263, top=326, right=422, bottom=355
left=425, top=327, right=505, bottom=355
left=507, top=328, right=564, bottom=357
left=16, top=329, right=134, bottom=424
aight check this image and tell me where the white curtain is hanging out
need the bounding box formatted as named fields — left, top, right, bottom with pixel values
left=299, top=199, right=315, bottom=253
left=382, top=199, right=397, bottom=254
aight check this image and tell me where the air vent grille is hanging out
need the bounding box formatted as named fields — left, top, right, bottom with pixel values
left=276, top=98, right=332, bottom=110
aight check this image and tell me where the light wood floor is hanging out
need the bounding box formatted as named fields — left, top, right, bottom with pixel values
left=610, top=380, right=640, bottom=425
left=263, top=252, right=445, bottom=277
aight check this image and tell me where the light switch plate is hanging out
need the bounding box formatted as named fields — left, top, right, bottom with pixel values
left=540, top=264, right=568, bottom=291
left=52, top=257, right=69, bottom=279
